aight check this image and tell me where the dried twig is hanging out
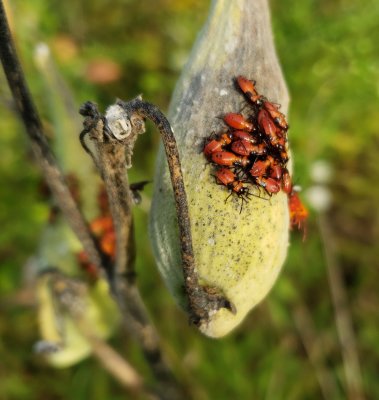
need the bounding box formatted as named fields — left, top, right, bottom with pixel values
left=80, top=102, right=187, bottom=400
left=0, top=0, right=105, bottom=275
left=80, top=97, right=233, bottom=323
left=79, top=102, right=144, bottom=280
left=0, top=4, right=185, bottom=398
left=79, top=94, right=235, bottom=395
left=84, top=335, right=148, bottom=395
left=43, top=270, right=158, bottom=400
left=119, top=99, right=234, bottom=324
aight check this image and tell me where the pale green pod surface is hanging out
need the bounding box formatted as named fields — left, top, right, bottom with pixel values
left=31, top=45, right=119, bottom=365
left=149, top=0, right=290, bottom=338
left=37, top=276, right=119, bottom=368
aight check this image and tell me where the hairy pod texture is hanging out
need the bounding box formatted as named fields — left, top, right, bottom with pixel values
left=149, top=0, right=290, bottom=337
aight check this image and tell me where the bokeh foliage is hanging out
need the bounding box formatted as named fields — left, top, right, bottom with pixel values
left=0, top=0, right=378, bottom=398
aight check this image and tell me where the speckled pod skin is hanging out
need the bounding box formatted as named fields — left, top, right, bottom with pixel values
left=149, top=0, right=290, bottom=338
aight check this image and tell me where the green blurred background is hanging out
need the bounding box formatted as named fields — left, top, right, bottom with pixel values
left=1, top=0, right=378, bottom=399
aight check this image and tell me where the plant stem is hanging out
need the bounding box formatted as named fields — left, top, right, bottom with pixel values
left=0, top=0, right=106, bottom=275
left=79, top=102, right=188, bottom=400
left=119, top=98, right=234, bottom=325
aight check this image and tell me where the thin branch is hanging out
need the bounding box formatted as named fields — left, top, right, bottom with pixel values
left=80, top=103, right=140, bottom=279
left=79, top=102, right=188, bottom=400
left=45, top=270, right=158, bottom=400
left=118, top=284, right=187, bottom=400
left=97, top=140, right=134, bottom=278
left=1, top=5, right=184, bottom=397
left=79, top=95, right=234, bottom=348
left=319, top=214, right=365, bottom=400
left=0, top=0, right=105, bottom=275
left=85, top=335, right=150, bottom=396
left=78, top=327, right=162, bottom=400
left=118, top=98, right=235, bottom=325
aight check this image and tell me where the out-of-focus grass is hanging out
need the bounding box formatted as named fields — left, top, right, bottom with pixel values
left=0, top=0, right=378, bottom=399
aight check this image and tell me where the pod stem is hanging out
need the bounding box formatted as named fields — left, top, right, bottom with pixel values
left=81, top=96, right=235, bottom=325
left=118, top=98, right=235, bottom=324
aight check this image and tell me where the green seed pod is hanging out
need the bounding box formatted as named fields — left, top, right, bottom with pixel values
left=149, top=0, right=290, bottom=338
left=36, top=272, right=119, bottom=368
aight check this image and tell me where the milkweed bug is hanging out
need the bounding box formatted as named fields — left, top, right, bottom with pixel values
left=281, top=168, right=292, bottom=194
left=250, top=156, right=282, bottom=180
left=203, top=74, right=297, bottom=206
left=215, top=167, right=252, bottom=212
left=231, top=140, right=266, bottom=157
left=224, top=113, right=254, bottom=132
left=77, top=215, right=116, bottom=280
left=278, top=149, right=289, bottom=164
left=255, top=176, right=281, bottom=194
left=263, top=101, right=288, bottom=130
left=90, top=215, right=114, bottom=236
left=236, top=76, right=263, bottom=104
left=211, top=151, right=249, bottom=167
left=250, top=159, right=270, bottom=177
left=231, top=130, right=257, bottom=144
left=269, top=163, right=283, bottom=181
left=250, top=156, right=279, bottom=177
left=257, top=109, right=282, bottom=145
left=288, top=191, right=308, bottom=240
left=215, top=168, right=245, bottom=194
left=99, top=229, right=116, bottom=258
left=203, top=132, right=233, bottom=158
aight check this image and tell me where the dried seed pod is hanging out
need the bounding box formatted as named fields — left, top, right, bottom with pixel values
left=149, top=0, right=290, bottom=337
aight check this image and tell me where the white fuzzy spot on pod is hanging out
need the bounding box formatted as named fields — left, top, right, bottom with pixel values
left=219, top=89, right=228, bottom=96
left=224, top=35, right=238, bottom=54
left=208, top=237, right=216, bottom=246
left=184, top=128, right=195, bottom=148
left=105, top=105, right=132, bottom=140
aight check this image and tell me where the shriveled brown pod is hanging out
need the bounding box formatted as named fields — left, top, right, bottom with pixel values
left=149, top=0, right=290, bottom=338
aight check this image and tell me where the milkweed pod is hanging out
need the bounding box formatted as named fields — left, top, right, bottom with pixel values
left=149, top=0, right=290, bottom=338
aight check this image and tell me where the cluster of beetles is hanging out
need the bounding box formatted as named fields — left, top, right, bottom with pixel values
left=203, top=75, right=308, bottom=235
